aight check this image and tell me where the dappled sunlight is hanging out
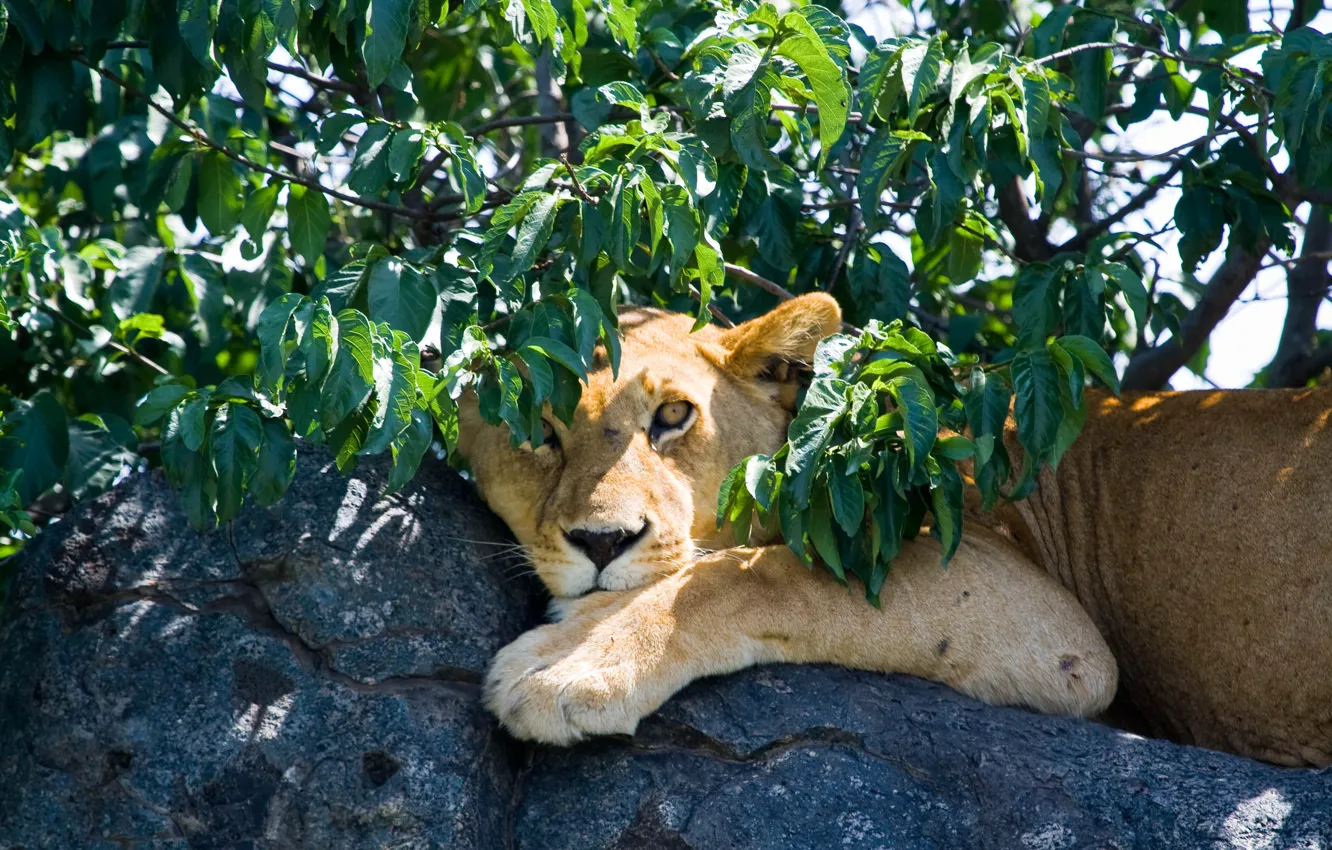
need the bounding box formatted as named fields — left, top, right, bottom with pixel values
left=230, top=694, right=295, bottom=745
left=328, top=475, right=369, bottom=544
left=1220, top=789, right=1293, bottom=850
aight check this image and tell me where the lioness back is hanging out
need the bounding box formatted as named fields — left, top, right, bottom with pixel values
left=1001, top=388, right=1332, bottom=765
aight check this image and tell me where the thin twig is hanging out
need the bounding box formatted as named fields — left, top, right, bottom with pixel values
left=1061, top=128, right=1231, bottom=163
left=1256, top=249, right=1332, bottom=272
left=825, top=207, right=862, bottom=293
left=80, top=57, right=460, bottom=222
left=648, top=50, right=682, bottom=83
left=689, top=286, right=735, bottom=327
left=470, top=112, right=576, bottom=136
left=560, top=154, right=597, bottom=204
left=44, top=300, right=170, bottom=376
left=1063, top=157, right=1186, bottom=251
left=1030, top=41, right=1270, bottom=94
left=266, top=60, right=359, bottom=94
left=723, top=262, right=797, bottom=300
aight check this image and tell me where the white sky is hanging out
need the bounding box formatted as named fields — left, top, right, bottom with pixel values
left=845, top=0, right=1332, bottom=389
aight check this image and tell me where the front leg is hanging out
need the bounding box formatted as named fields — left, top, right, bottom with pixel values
left=483, top=580, right=774, bottom=745
left=486, top=528, right=1117, bottom=745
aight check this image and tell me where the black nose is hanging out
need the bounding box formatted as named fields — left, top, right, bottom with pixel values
left=564, top=523, right=648, bottom=571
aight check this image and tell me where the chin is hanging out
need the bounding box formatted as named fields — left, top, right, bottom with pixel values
left=541, top=566, right=598, bottom=599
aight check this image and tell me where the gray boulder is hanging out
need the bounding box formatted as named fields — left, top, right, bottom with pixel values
left=2, top=454, right=1329, bottom=849
left=0, top=451, right=539, bottom=849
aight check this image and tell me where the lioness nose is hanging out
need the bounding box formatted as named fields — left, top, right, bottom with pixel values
left=563, top=523, right=648, bottom=571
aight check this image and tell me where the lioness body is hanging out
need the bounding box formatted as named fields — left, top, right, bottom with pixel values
left=990, top=389, right=1332, bottom=765
left=461, top=297, right=1115, bottom=745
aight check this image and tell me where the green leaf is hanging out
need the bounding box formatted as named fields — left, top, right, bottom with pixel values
left=777, top=14, right=850, bottom=168
left=251, top=418, right=297, bottom=506
left=178, top=0, right=219, bottom=71
left=828, top=458, right=864, bottom=536
left=368, top=258, right=436, bottom=342
left=857, top=130, right=908, bottom=219
left=134, top=382, right=192, bottom=426
left=522, top=336, right=588, bottom=381
left=361, top=347, right=418, bottom=455
left=210, top=403, right=263, bottom=523
left=242, top=181, right=280, bottom=243
left=1013, top=262, right=1059, bottom=348
left=947, top=225, right=984, bottom=283
left=161, top=409, right=216, bottom=529
left=1011, top=348, right=1063, bottom=461
left=902, top=37, right=943, bottom=124
left=716, top=461, right=746, bottom=529
left=931, top=462, right=964, bottom=565
left=519, top=0, right=558, bottom=43
left=808, top=488, right=846, bottom=581
left=1023, top=74, right=1051, bottom=143
left=179, top=393, right=211, bottom=452
left=387, top=408, right=433, bottom=492
left=197, top=151, right=243, bottom=236
left=256, top=293, right=305, bottom=392
left=318, top=112, right=365, bottom=155
left=783, top=377, right=849, bottom=508
left=888, top=376, right=937, bottom=477
left=387, top=129, right=426, bottom=185
left=348, top=124, right=395, bottom=196
left=287, top=184, right=331, bottom=267
left=0, top=391, right=70, bottom=504
left=1057, top=334, right=1121, bottom=394
left=1102, top=261, right=1148, bottom=331
left=1032, top=5, right=1074, bottom=58
left=363, top=0, right=412, bottom=87
left=724, top=42, right=782, bottom=171
left=1069, top=14, right=1116, bottom=121
left=598, top=0, right=638, bottom=49
left=508, top=192, right=561, bottom=282
left=321, top=311, right=376, bottom=429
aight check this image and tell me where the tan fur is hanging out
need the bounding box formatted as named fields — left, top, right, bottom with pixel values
left=981, top=389, right=1332, bottom=766
left=460, top=295, right=1116, bottom=745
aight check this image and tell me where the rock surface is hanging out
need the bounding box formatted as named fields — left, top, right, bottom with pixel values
left=0, top=451, right=539, bottom=849
left=2, top=454, right=1330, bottom=849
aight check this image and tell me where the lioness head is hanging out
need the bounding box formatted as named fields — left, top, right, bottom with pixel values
left=459, top=294, right=841, bottom=599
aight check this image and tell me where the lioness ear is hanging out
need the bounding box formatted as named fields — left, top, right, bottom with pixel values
left=720, top=293, right=843, bottom=380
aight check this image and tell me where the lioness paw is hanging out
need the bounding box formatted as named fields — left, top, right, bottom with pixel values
left=484, top=630, right=644, bottom=745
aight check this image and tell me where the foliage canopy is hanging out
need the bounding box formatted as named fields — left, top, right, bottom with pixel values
left=1, top=0, right=1330, bottom=601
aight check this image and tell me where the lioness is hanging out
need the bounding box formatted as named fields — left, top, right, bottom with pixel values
left=987, top=385, right=1332, bottom=766
left=459, top=295, right=1117, bottom=745
left=461, top=296, right=1332, bottom=765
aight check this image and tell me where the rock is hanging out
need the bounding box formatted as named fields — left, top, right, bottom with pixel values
left=0, top=450, right=540, bottom=849
left=4, top=456, right=1330, bottom=849
left=515, top=665, right=1332, bottom=849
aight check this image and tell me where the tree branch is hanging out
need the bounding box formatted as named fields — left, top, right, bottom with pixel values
left=997, top=177, right=1053, bottom=262
left=1121, top=240, right=1270, bottom=390
left=1268, top=206, right=1332, bottom=387
left=824, top=207, right=862, bottom=293
left=79, top=58, right=477, bottom=222
left=1061, top=127, right=1232, bottom=163
left=265, top=60, right=360, bottom=94
left=1062, top=158, right=1185, bottom=253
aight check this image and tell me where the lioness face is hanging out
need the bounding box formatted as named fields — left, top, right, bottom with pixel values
left=459, top=294, right=841, bottom=599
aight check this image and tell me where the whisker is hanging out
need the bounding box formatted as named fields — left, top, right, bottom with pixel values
left=443, top=535, right=531, bottom=548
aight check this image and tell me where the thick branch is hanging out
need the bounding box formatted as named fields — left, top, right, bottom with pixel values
left=1121, top=240, right=1269, bottom=390
left=1268, top=206, right=1332, bottom=387
left=997, top=178, right=1053, bottom=262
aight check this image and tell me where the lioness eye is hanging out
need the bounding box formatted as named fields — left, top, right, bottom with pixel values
left=540, top=418, right=560, bottom=448
left=653, top=401, right=693, bottom=430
